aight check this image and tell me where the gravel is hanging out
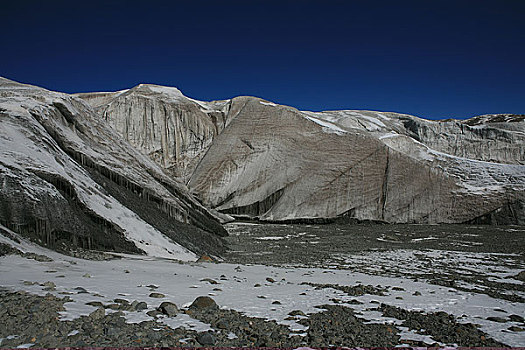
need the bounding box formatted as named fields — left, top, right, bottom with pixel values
left=1, top=288, right=512, bottom=348
left=2, top=222, right=523, bottom=347
left=379, top=303, right=506, bottom=346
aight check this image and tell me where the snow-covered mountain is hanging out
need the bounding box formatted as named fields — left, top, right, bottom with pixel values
left=0, top=77, right=227, bottom=260
left=76, top=82, right=525, bottom=225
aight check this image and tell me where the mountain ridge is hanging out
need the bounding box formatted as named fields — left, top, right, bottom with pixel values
left=75, top=81, right=525, bottom=224
left=1, top=76, right=524, bottom=261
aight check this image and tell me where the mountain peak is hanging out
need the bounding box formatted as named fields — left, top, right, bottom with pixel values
left=130, top=83, right=185, bottom=100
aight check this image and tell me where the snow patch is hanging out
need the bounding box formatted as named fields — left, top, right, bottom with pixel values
left=259, top=101, right=278, bottom=107
left=304, top=116, right=346, bottom=135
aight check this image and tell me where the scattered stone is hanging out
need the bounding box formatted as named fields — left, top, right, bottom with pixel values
left=212, top=288, right=222, bottom=291
left=266, top=277, right=276, bottom=283
left=514, top=271, right=525, bottom=282
left=131, top=300, right=148, bottom=311
left=257, top=295, right=267, bottom=299
left=508, top=326, right=524, bottom=332
left=288, top=310, right=306, bottom=317
left=509, top=314, right=524, bottom=322
left=41, top=281, right=56, bottom=291
left=85, top=301, right=104, bottom=307
left=196, top=331, right=216, bottom=345
left=380, top=304, right=505, bottom=346
left=146, top=284, right=158, bottom=289
left=200, top=278, right=219, bottom=284
left=254, top=284, right=261, bottom=287
left=413, top=291, right=422, bottom=296
left=146, top=310, right=162, bottom=318
left=487, top=316, right=507, bottom=323
left=158, top=302, right=178, bottom=317
left=392, top=286, right=405, bottom=291
left=82, top=273, right=91, bottom=278
left=301, top=282, right=387, bottom=297
left=272, top=301, right=281, bottom=305
left=189, top=296, right=218, bottom=311
left=114, top=298, right=129, bottom=304
left=105, top=303, right=121, bottom=310
left=74, top=287, right=88, bottom=294
left=298, top=304, right=400, bottom=347
left=89, top=307, right=105, bottom=320
left=149, top=292, right=165, bottom=298
left=216, top=320, right=229, bottom=329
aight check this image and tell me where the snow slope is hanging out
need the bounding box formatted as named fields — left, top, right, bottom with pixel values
left=0, top=77, right=226, bottom=259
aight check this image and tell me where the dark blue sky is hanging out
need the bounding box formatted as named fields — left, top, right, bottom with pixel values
left=1, top=0, right=524, bottom=119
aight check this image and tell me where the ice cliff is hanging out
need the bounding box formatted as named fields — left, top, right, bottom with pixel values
left=79, top=84, right=525, bottom=225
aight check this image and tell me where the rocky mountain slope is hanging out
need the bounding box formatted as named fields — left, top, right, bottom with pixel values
left=78, top=84, right=525, bottom=225
left=0, top=77, right=227, bottom=260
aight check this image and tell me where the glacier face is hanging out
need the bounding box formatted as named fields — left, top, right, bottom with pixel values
left=78, top=83, right=525, bottom=225
left=77, top=84, right=233, bottom=182
left=0, top=77, right=227, bottom=260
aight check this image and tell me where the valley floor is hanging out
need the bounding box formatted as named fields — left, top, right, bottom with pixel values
left=0, top=223, right=524, bottom=347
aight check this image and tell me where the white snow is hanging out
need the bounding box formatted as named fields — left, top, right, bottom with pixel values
left=351, top=112, right=387, bottom=129
left=379, top=131, right=399, bottom=139
left=304, top=116, right=346, bottom=135
left=142, top=85, right=185, bottom=100
left=259, top=101, right=278, bottom=107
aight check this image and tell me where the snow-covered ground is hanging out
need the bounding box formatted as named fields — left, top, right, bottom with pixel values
left=1, top=225, right=524, bottom=346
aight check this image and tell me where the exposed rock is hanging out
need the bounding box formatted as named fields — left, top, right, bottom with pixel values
left=288, top=310, right=306, bottom=317
left=379, top=303, right=505, bottom=346
left=196, top=255, right=214, bottom=263
left=149, top=292, right=165, bottom=298
left=189, top=296, right=218, bottom=311
left=132, top=301, right=148, bottom=311
left=196, top=331, right=216, bottom=345
left=514, top=271, right=525, bottom=282
left=88, top=307, right=105, bottom=320
left=157, top=301, right=179, bottom=317
left=487, top=316, right=507, bottom=323
left=200, top=278, right=219, bottom=284
left=509, top=314, right=524, bottom=323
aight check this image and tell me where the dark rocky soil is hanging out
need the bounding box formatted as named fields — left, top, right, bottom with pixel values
left=1, top=289, right=508, bottom=348
left=224, top=222, right=525, bottom=302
